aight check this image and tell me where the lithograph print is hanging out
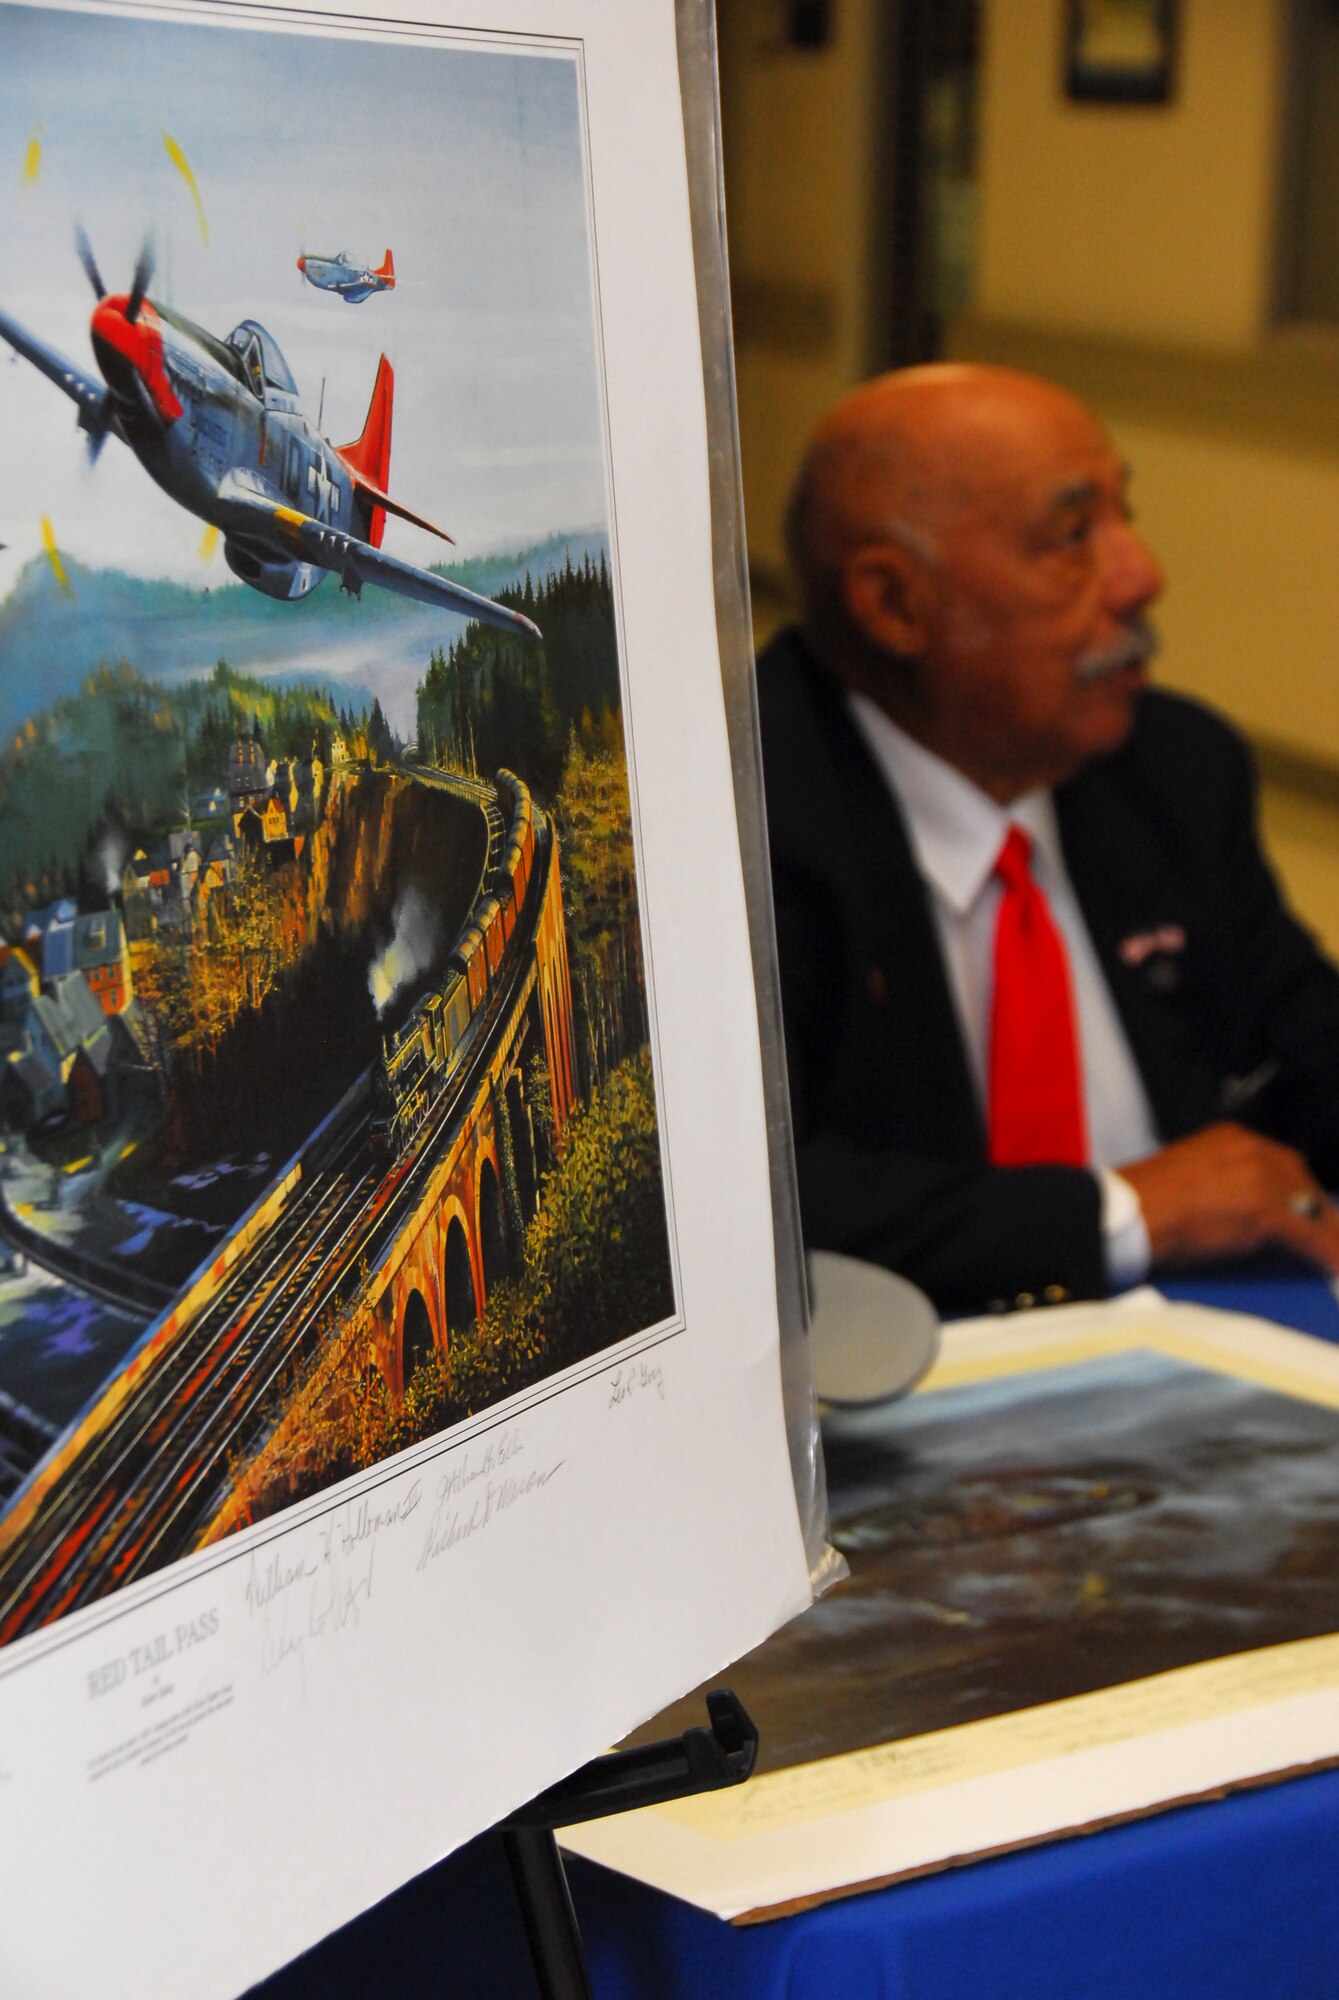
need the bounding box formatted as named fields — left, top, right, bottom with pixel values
left=634, top=1343, right=1339, bottom=1772
left=0, top=2, right=675, bottom=1648
left=569, top=1307, right=1339, bottom=1923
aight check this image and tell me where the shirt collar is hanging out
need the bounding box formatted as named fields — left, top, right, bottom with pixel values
left=846, top=690, right=1061, bottom=916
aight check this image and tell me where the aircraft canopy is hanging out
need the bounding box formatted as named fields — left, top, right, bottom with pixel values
left=226, top=320, right=298, bottom=396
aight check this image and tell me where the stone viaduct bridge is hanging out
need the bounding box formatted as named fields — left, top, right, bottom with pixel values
left=359, top=763, right=578, bottom=1399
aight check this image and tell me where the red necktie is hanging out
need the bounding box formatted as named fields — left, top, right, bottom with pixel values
left=987, top=824, right=1087, bottom=1166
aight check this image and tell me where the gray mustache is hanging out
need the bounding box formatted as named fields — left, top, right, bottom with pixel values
left=1075, top=616, right=1159, bottom=683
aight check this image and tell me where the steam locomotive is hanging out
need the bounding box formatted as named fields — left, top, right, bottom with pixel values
left=369, top=769, right=536, bottom=1164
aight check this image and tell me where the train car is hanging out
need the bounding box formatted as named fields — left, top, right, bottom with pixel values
left=443, top=967, right=473, bottom=1053
left=453, top=916, right=490, bottom=1011
left=477, top=894, right=505, bottom=976
left=500, top=827, right=529, bottom=909
left=422, top=990, right=446, bottom=1073
left=495, top=770, right=534, bottom=908
left=370, top=1018, right=431, bottom=1162
left=498, top=882, right=517, bottom=947
left=371, top=768, right=539, bottom=1168
left=369, top=1055, right=398, bottom=1162
left=517, top=803, right=535, bottom=900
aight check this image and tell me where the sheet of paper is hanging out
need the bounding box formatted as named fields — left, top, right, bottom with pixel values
left=0, top=4, right=815, bottom=1993
left=564, top=1297, right=1339, bottom=1920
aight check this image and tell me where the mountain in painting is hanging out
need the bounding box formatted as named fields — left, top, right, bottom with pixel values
left=0, top=530, right=610, bottom=738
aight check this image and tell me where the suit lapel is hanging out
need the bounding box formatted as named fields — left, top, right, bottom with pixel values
left=1057, top=766, right=1224, bottom=1137
left=797, top=661, right=987, bottom=1156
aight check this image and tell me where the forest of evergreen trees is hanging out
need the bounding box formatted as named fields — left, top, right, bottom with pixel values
left=415, top=553, right=619, bottom=801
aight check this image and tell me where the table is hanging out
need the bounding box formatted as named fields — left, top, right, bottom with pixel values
left=1159, top=1247, right=1339, bottom=1344
left=253, top=1267, right=1339, bottom=2000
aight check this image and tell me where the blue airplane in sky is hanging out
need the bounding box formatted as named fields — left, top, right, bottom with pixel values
left=297, top=248, right=396, bottom=304
left=0, top=235, right=539, bottom=637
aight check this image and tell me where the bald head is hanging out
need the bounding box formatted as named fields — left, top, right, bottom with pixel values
left=785, top=363, right=1105, bottom=641
left=779, top=362, right=1165, bottom=801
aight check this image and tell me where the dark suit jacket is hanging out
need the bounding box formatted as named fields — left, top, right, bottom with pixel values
left=758, top=625, right=1339, bottom=1316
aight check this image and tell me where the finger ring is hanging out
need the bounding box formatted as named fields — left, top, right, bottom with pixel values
left=1288, top=1190, right=1326, bottom=1221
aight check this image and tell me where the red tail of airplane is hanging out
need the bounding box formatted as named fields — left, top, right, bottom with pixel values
left=335, top=352, right=457, bottom=554
left=375, top=249, right=396, bottom=288
left=339, top=353, right=394, bottom=547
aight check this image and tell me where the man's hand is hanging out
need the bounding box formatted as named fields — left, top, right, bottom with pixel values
left=1121, top=1122, right=1339, bottom=1272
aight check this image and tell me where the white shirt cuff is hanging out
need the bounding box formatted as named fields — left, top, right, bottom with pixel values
left=1099, top=1168, right=1151, bottom=1290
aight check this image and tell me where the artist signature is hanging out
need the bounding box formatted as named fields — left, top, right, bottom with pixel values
left=608, top=1358, right=665, bottom=1408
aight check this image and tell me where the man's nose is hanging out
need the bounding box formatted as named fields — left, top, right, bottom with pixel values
left=1103, top=519, right=1165, bottom=614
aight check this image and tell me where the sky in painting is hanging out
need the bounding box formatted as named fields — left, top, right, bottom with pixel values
left=0, top=0, right=607, bottom=594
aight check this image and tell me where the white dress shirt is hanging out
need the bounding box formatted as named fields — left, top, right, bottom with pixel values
left=847, top=691, right=1157, bottom=1287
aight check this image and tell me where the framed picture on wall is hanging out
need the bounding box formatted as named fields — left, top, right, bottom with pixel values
left=1065, top=0, right=1177, bottom=104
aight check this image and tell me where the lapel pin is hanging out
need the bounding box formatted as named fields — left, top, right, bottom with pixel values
left=1118, top=924, right=1186, bottom=967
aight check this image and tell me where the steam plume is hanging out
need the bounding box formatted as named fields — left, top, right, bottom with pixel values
left=100, top=831, right=128, bottom=898
left=368, top=888, right=440, bottom=1017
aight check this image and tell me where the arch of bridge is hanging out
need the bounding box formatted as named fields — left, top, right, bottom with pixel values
left=442, top=1211, right=477, bottom=1344
left=477, top=1151, right=509, bottom=1291
left=400, top=1286, right=435, bottom=1388
left=372, top=827, right=578, bottom=1405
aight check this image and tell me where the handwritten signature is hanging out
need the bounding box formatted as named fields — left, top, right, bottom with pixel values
left=608, top=1358, right=666, bottom=1408
left=244, top=1547, right=316, bottom=1616
left=418, top=1447, right=564, bottom=1569
left=250, top=1480, right=422, bottom=1691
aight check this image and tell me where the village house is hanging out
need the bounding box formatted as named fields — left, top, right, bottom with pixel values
left=197, top=833, right=236, bottom=911
left=237, top=795, right=290, bottom=848
left=269, top=760, right=301, bottom=823
left=0, top=937, right=150, bottom=1131
left=192, top=784, right=229, bottom=820
left=21, top=899, right=78, bottom=981
left=228, top=736, right=270, bottom=832
left=72, top=909, right=134, bottom=1015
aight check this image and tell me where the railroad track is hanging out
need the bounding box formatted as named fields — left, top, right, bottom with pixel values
left=0, top=810, right=552, bottom=1643
left=0, top=1115, right=374, bottom=1640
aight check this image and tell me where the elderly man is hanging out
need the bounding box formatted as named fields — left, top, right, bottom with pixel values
left=758, top=362, right=1339, bottom=1316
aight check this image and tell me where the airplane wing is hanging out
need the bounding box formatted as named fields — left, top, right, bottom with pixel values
left=225, top=490, right=542, bottom=639
left=0, top=306, right=112, bottom=439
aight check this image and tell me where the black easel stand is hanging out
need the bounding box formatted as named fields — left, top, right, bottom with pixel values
left=500, top=1690, right=757, bottom=2000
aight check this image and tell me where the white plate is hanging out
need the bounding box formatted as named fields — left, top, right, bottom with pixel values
left=807, top=1251, right=940, bottom=1408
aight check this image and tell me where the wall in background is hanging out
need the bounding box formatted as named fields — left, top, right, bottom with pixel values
left=977, top=0, right=1286, bottom=347
left=717, top=0, right=894, bottom=580
left=958, top=0, right=1339, bottom=775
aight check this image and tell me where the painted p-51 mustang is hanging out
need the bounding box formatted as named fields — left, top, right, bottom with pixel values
left=0, top=237, right=539, bottom=636
left=297, top=247, right=396, bottom=304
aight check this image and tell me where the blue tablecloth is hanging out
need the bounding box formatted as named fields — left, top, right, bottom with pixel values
left=255, top=1270, right=1339, bottom=2000
left=1160, top=1253, right=1339, bottom=1344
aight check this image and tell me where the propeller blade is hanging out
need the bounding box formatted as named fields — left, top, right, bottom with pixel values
left=128, top=369, right=163, bottom=432
left=74, top=225, right=106, bottom=301
left=77, top=390, right=116, bottom=462
left=126, top=239, right=154, bottom=324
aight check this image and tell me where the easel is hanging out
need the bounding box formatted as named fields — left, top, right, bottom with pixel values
left=500, top=1690, right=757, bottom=2000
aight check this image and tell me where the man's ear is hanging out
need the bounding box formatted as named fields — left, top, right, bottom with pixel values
left=841, top=544, right=931, bottom=656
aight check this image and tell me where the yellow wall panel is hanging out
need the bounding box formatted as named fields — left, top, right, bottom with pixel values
left=978, top=0, right=1286, bottom=348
